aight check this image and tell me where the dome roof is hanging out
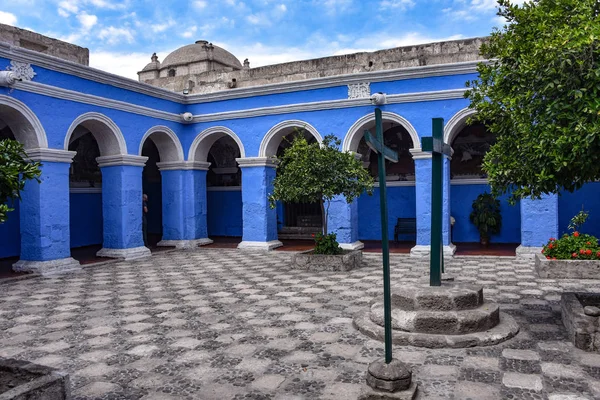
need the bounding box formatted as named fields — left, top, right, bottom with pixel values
left=161, top=40, right=242, bottom=70
left=140, top=53, right=160, bottom=72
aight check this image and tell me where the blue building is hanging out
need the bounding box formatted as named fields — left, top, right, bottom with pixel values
left=1, top=32, right=598, bottom=275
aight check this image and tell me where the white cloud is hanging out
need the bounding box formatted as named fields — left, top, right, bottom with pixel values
left=193, top=0, right=207, bottom=9
left=152, top=19, right=176, bottom=33
left=319, top=0, right=354, bottom=14
left=58, top=0, right=79, bottom=15
left=0, top=11, right=18, bottom=26
left=87, top=0, right=127, bottom=10
left=181, top=25, right=197, bottom=38
left=98, top=26, right=135, bottom=45
left=89, top=50, right=169, bottom=80
left=77, top=12, right=98, bottom=30
left=380, top=0, right=415, bottom=10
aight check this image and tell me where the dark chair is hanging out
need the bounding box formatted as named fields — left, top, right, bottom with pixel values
left=394, top=218, right=417, bottom=243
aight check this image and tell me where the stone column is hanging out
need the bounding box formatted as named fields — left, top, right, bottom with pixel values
left=13, top=149, right=81, bottom=275
left=236, top=157, right=282, bottom=250
left=156, top=161, right=213, bottom=248
left=516, top=194, right=559, bottom=259
left=327, top=195, right=363, bottom=250
left=96, top=155, right=151, bottom=260
left=409, top=149, right=455, bottom=257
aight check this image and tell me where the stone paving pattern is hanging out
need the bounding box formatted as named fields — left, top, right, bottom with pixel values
left=1, top=249, right=600, bottom=399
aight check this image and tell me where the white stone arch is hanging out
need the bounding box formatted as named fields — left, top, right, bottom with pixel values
left=343, top=111, right=420, bottom=153
left=259, top=120, right=323, bottom=158
left=138, top=125, right=184, bottom=162
left=0, top=95, right=48, bottom=149
left=64, top=112, right=127, bottom=156
left=444, top=108, right=477, bottom=146
left=188, top=126, right=245, bottom=162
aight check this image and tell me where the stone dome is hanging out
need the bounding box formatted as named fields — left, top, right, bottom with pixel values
left=160, top=40, right=242, bottom=70
left=141, top=53, right=160, bottom=72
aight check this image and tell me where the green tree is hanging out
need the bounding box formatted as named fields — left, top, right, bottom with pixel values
left=0, top=139, right=42, bottom=223
left=268, top=133, right=374, bottom=235
left=465, top=0, right=600, bottom=202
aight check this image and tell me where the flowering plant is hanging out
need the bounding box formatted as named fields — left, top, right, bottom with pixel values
left=312, top=232, right=343, bottom=255
left=542, top=232, right=600, bottom=260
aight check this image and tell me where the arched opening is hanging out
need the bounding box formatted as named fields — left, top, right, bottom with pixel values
left=191, top=127, right=244, bottom=244
left=65, top=113, right=126, bottom=260
left=168, top=69, right=176, bottom=77
left=0, top=98, right=47, bottom=270
left=345, top=113, right=418, bottom=246
left=448, top=118, right=520, bottom=247
left=142, top=139, right=162, bottom=247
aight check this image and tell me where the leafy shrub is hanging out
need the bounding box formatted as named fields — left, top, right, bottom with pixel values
left=313, top=232, right=343, bottom=255
left=542, top=232, right=600, bottom=260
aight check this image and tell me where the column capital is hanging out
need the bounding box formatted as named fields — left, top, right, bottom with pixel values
left=96, top=155, right=148, bottom=168
left=409, top=148, right=452, bottom=160
left=157, top=161, right=211, bottom=171
left=236, top=157, right=278, bottom=168
left=26, top=148, right=76, bottom=163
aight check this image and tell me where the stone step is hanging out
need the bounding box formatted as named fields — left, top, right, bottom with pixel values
left=370, top=301, right=500, bottom=335
left=390, top=283, right=484, bottom=311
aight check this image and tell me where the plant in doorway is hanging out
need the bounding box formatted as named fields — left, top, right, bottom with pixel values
left=469, top=192, right=501, bottom=246
left=269, top=132, right=373, bottom=262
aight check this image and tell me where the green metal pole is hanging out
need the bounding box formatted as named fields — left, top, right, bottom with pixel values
left=430, top=118, right=443, bottom=287
left=376, top=108, right=393, bottom=363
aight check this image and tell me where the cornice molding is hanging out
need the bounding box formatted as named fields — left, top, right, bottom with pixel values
left=26, top=148, right=75, bottom=163
left=156, top=161, right=211, bottom=171
left=14, top=80, right=181, bottom=122
left=235, top=157, right=278, bottom=168
left=409, top=149, right=432, bottom=160
left=0, top=42, right=184, bottom=102
left=193, top=89, right=466, bottom=123
left=96, top=155, right=148, bottom=167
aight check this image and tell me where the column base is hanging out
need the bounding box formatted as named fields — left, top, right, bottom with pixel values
left=96, top=246, right=151, bottom=260
left=516, top=245, right=542, bottom=260
left=13, top=257, right=81, bottom=276
left=157, top=238, right=214, bottom=248
left=340, top=241, right=364, bottom=251
left=238, top=240, right=283, bottom=251
left=410, top=244, right=456, bottom=257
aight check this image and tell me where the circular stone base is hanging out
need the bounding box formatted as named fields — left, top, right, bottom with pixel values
left=353, top=311, right=519, bottom=349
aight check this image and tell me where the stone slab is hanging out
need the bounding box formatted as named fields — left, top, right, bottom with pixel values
left=561, top=292, right=600, bottom=352
left=291, top=250, right=362, bottom=272
left=357, top=382, right=417, bottom=400
left=0, top=357, right=70, bottom=400
left=536, top=253, right=600, bottom=279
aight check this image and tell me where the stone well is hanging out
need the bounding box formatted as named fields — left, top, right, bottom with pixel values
left=354, top=283, right=519, bottom=348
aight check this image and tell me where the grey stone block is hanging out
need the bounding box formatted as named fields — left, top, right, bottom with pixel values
left=0, top=357, right=70, bottom=400
left=291, top=250, right=362, bottom=272
left=561, top=292, right=600, bottom=352
left=535, top=253, right=600, bottom=279
left=390, top=283, right=483, bottom=311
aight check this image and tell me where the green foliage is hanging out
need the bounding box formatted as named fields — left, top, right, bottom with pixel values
left=568, top=209, right=589, bottom=231
left=542, top=232, right=600, bottom=260
left=268, top=132, right=374, bottom=237
left=465, top=0, right=600, bottom=203
left=0, top=139, right=42, bottom=224
left=469, top=193, right=502, bottom=239
left=313, top=232, right=343, bottom=255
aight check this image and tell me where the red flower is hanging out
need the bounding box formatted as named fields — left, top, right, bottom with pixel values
left=597, top=251, right=600, bottom=258
left=574, top=232, right=580, bottom=237
left=586, top=249, right=592, bottom=256
left=548, top=244, right=554, bottom=249
left=552, top=257, right=557, bottom=260
left=549, top=238, right=556, bottom=241
left=541, top=248, right=545, bottom=254
left=572, top=253, right=578, bottom=258
left=546, top=256, right=551, bottom=260
left=587, top=241, right=591, bottom=245
left=580, top=249, right=585, bottom=254
left=311, top=234, right=315, bottom=237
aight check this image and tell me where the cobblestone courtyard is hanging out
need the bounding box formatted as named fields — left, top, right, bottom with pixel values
left=2, top=249, right=600, bottom=399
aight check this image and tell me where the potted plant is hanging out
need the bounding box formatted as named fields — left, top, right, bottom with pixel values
left=268, top=132, right=373, bottom=270
left=469, top=192, right=501, bottom=246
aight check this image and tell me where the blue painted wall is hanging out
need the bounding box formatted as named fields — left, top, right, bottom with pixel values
left=0, top=201, right=20, bottom=258
left=207, top=190, right=243, bottom=236
left=69, top=193, right=103, bottom=248
left=450, top=184, right=520, bottom=243
left=559, top=182, right=600, bottom=238
left=358, top=186, right=416, bottom=241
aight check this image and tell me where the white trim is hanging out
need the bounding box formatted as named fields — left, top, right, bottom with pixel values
left=343, top=111, right=421, bottom=153
left=259, top=119, right=323, bottom=157
left=450, top=178, right=489, bottom=185
left=236, top=157, right=277, bottom=168
left=65, top=112, right=128, bottom=156
left=238, top=240, right=283, bottom=251
left=188, top=126, right=246, bottom=162
left=194, top=89, right=466, bottom=124
left=157, top=238, right=213, bottom=248
left=339, top=241, right=364, bottom=250
left=13, top=257, right=80, bottom=276
left=96, top=155, right=148, bottom=167
left=13, top=80, right=181, bottom=122
left=0, top=94, right=48, bottom=149
left=97, top=246, right=151, bottom=260
left=70, top=187, right=102, bottom=193
left=207, top=186, right=242, bottom=192
left=139, top=125, right=185, bottom=162
left=409, top=148, right=431, bottom=160
left=26, top=148, right=75, bottom=163
left=157, top=161, right=210, bottom=171
left=410, top=244, right=456, bottom=257
left=444, top=107, right=477, bottom=145
left=374, top=181, right=416, bottom=187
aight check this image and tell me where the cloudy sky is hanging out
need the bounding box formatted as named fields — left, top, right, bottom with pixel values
left=0, top=0, right=516, bottom=80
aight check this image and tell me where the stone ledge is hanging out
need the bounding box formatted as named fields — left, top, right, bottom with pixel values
left=157, top=238, right=213, bottom=249
left=354, top=310, right=519, bottom=348
left=389, top=283, right=484, bottom=311
left=12, top=257, right=81, bottom=276
left=536, top=253, right=600, bottom=279
left=96, top=246, right=151, bottom=260
left=561, top=292, right=600, bottom=352
left=291, top=249, right=362, bottom=272
left=0, top=357, right=70, bottom=400
left=410, top=244, right=456, bottom=257
left=237, top=240, right=283, bottom=251
left=358, top=382, right=418, bottom=400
